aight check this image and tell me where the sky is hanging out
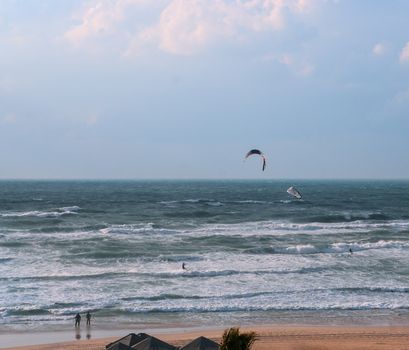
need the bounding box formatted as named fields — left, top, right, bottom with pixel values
left=0, top=0, right=409, bottom=179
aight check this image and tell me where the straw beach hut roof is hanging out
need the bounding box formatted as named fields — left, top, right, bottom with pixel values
left=107, top=343, right=133, bottom=350
left=180, top=336, right=220, bottom=350
left=131, top=336, right=177, bottom=350
left=106, top=333, right=151, bottom=349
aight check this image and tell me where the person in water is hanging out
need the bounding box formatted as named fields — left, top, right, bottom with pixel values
left=182, top=262, right=186, bottom=270
left=75, top=313, right=81, bottom=327
left=86, top=311, right=91, bottom=326
left=349, top=248, right=353, bottom=255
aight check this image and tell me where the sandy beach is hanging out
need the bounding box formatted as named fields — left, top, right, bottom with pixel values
left=2, top=325, right=409, bottom=350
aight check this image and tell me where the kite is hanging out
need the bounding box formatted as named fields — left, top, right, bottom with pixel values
left=287, top=186, right=302, bottom=199
left=245, top=149, right=266, bottom=171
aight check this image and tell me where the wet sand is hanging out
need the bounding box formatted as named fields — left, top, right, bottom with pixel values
left=2, top=325, right=409, bottom=350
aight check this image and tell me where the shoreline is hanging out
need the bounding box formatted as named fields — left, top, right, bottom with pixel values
left=3, top=325, right=409, bottom=350
left=2, top=308, right=409, bottom=348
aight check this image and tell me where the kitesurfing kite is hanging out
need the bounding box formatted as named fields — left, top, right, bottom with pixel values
left=245, top=149, right=266, bottom=171
left=287, top=186, right=302, bottom=199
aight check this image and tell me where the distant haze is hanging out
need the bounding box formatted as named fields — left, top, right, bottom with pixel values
left=1, top=1, right=409, bottom=179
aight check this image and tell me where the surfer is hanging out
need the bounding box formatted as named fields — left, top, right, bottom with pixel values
left=182, top=262, right=186, bottom=270
left=349, top=248, right=353, bottom=255
left=75, top=313, right=81, bottom=327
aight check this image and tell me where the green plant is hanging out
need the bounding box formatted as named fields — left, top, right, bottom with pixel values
left=220, top=327, right=257, bottom=350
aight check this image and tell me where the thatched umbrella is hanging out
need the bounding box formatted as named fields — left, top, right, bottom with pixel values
left=131, top=335, right=177, bottom=350
left=180, top=336, right=220, bottom=350
left=106, top=333, right=150, bottom=350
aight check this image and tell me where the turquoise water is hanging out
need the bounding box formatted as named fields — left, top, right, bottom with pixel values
left=1, top=180, right=409, bottom=328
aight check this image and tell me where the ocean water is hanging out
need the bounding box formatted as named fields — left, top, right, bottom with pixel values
left=1, top=180, right=409, bottom=329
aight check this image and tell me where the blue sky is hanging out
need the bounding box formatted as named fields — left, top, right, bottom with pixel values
left=1, top=0, right=409, bottom=179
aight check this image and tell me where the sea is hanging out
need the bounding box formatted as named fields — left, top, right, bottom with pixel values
left=1, top=180, right=409, bottom=331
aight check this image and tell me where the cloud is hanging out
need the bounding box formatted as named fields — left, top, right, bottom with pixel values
left=261, top=52, right=314, bottom=77
left=66, top=0, right=314, bottom=55
left=136, top=0, right=219, bottom=55
left=1, top=114, right=16, bottom=124
left=65, top=0, right=147, bottom=45
left=400, top=41, right=409, bottom=64
left=372, top=42, right=385, bottom=56
left=135, top=0, right=313, bottom=55
left=280, top=53, right=314, bottom=76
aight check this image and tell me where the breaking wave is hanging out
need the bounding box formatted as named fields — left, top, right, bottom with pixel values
left=0, top=206, right=81, bottom=218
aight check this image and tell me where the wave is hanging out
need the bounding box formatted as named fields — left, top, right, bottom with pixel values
left=92, top=304, right=409, bottom=315
left=5, top=308, right=52, bottom=316
left=161, top=199, right=223, bottom=207
left=160, top=199, right=303, bottom=206
left=99, top=224, right=180, bottom=236
left=0, top=206, right=81, bottom=218
left=9, top=217, right=407, bottom=241
left=334, top=286, right=409, bottom=294
left=190, top=219, right=409, bottom=238
left=59, top=206, right=81, bottom=211
left=234, top=200, right=269, bottom=204
left=160, top=198, right=305, bottom=206
left=274, top=240, right=409, bottom=254
left=0, top=266, right=331, bottom=282
left=121, top=287, right=409, bottom=304
left=0, top=241, right=29, bottom=247
left=0, top=272, right=126, bottom=282
left=52, top=302, right=86, bottom=309
left=300, top=212, right=390, bottom=223
left=3, top=304, right=409, bottom=322
left=165, top=211, right=217, bottom=218
left=158, top=255, right=204, bottom=263
left=6, top=286, right=409, bottom=319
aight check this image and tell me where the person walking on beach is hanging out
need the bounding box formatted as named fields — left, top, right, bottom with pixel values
left=75, top=313, right=81, bottom=327
left=86, top=311, right=91, bottom=326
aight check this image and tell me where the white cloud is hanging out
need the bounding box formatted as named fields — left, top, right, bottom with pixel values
left=66, top=0, right=314, bottom=55
left=65, top=0, right=148, bottom=45
left=280, top=53, right=314, bottom=76
left=136, top=0, right=314, bottom=55
left=137, top=0, right=219, bottom=55
left=1, top=114, right=16, bottom=124
left=372, top=42, right=385, bottom=56
left=261, top=52, right=314, bottom=77
left=400, top=41, right=409, bottom=64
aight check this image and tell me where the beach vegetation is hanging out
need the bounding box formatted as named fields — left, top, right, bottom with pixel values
left=220, top=327, right=257, bottom=350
